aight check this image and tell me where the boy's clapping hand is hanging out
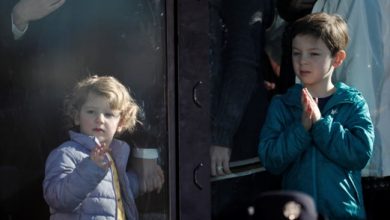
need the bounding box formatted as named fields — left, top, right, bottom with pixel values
left=301, top=88, right=321, bottom=131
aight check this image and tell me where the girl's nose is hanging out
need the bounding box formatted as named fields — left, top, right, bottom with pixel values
left=95, top=113, right=104, bottom=123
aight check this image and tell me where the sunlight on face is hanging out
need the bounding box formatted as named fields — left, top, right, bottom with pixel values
left=292, top=34, right=334, bottom=88
left=76, top=92, right=122, bottom=146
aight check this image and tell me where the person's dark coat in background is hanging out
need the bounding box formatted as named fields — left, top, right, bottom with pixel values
left=209, top=0, right=281, bottom=219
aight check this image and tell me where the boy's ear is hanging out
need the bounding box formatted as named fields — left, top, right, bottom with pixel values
left=333, top=50, right=346, bottom=68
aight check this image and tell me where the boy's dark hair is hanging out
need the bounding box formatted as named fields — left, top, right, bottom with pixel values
left=290, top=12, right=349, bottom=56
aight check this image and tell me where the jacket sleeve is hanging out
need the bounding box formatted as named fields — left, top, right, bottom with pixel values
left=258, top=97, right=312, bottom=174
left=43, top=148, right=108, bottom=211
left=126, top=170, right=139, bottom=198
left=311, top=100, right=374, bottom=170
left=0, top=1, right=16, bottom=44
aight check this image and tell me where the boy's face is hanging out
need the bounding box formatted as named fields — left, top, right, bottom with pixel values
left=292, top=34, right=335, bottom=88
left=75, top=92, right=122, bottom=146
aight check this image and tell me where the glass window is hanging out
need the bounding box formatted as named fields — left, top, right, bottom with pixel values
left=0, top=0, right=169, bottom=219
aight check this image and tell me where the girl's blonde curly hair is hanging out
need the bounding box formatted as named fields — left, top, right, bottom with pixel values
left=64, top=75, right=140, bottom=134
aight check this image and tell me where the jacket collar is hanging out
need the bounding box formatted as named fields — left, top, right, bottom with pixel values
left=69, top=130, right=100, bottom=151
left=69, top=131, right=129, bottom=169
left=281, top=82, right=361, bottom=111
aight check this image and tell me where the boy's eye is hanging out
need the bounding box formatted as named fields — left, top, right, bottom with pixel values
left=310, top=52, right=320, bottom=56
left=86, top=110, right=95, bottom=114
left=292, top=51, right=301, bottom=56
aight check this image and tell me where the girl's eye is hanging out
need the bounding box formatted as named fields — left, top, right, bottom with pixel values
left=105, top=112, right=119, bottom=118
left=105, top=113, right=114, bottom=117
left=86, top=110, right=95, bottom=114
left=310, top=53, right=320, bottom=56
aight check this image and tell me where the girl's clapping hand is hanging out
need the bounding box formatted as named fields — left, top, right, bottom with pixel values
left=90, top=143, right=111, bottom=170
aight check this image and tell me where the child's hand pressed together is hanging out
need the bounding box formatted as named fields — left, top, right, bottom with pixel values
left=90, top=143, right=112, bottom=170
left=301, top=88, right=321, bottom=131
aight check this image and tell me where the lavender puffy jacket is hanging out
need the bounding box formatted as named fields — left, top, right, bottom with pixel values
left=43, top=131, right=139, bottom=220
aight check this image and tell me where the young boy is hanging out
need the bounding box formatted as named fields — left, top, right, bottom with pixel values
left=258, top=12, right=375, bottom=219
left=43, top=75, right=141, bottom=220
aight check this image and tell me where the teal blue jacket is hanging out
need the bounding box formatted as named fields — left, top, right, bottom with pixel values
left=258, top=82, right=374, bottom=220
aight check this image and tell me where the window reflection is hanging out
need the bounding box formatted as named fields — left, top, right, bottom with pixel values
left=0, top=0, right=168, bottom=219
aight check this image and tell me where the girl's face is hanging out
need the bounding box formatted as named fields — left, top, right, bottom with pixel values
left=75, top=92, right=122, bottom=146
left=292, top=34, right=335, bottom=88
